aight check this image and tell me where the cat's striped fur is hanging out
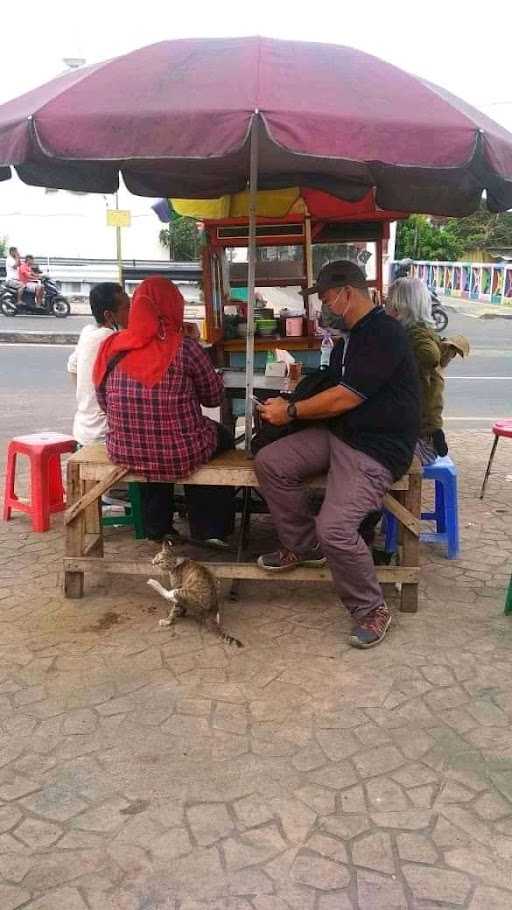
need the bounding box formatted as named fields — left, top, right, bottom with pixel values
left=148, top=540, right=243, bottom=648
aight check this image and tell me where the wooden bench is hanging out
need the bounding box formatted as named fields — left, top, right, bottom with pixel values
left=63, top=445, right=422, bottom=613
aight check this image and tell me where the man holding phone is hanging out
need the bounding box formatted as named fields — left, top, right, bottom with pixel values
left=255, top=261, right=420, bottom=650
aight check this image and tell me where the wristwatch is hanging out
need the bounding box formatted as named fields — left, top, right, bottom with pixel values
left=287, top=402, right=298, bottom=421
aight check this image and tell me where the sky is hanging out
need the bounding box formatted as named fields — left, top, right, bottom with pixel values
left=1, top=0, right=511, bottom=229
left=2, top=0, right=511, bottom=131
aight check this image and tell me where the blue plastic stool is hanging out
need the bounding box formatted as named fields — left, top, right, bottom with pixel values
left=384, top=456, right=459, bottom=559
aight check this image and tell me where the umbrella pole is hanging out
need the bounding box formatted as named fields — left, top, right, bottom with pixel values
left=244, top=115, right=259, bottom=453
left=304, top=207, right=314, bottom=326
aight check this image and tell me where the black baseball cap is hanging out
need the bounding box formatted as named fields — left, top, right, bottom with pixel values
left=301, top=259, right=368, bottom=297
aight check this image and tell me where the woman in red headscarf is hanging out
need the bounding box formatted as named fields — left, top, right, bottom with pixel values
left=94, top=277, right=234, bottom=543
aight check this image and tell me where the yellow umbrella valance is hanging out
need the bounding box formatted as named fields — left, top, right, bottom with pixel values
left=171, top=187, right=304, bottom=220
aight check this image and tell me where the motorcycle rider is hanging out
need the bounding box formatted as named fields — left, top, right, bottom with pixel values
left=5, top=246, right=24, bottom=304
left=18, top=255, right=44, bottom=308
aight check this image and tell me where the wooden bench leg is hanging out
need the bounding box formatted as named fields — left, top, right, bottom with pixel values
left=84, top=479, right=104, bottom=558
left=64, top=461, right=85, bottom=599
left=399, top=471, right=421, bottom=613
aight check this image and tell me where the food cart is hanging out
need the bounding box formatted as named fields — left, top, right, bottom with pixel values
left=168, top=190, right=405, bottom=371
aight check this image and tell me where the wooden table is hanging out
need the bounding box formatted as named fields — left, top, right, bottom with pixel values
left=63, top=446, right=422, bottom=613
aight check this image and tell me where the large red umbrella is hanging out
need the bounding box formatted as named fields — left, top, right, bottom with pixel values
left=0, top=36, right=511, bottom=215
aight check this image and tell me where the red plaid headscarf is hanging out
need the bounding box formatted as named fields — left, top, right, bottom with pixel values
left=93, top=276, right=185, bottom=388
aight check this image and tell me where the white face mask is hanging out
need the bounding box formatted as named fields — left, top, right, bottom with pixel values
left=328, top=289, right=352, bottom=331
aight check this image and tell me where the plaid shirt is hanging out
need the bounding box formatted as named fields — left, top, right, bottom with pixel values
left=97, top=337, right=223, bottom=480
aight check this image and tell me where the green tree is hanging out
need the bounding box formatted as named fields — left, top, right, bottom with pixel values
left=159, top=216, right=201, bottom=261
left=0, top=236, right=7, bottom=257
left=395, top=215, right=464, bottom=261
left=396, top=208, right=512, bottom=262
left=445, top=207, right=512, bottom=257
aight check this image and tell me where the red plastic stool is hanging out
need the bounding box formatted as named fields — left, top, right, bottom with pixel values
left=3, top=433, right=77, bottom=532
left=480, top=420, right=512, bottom=499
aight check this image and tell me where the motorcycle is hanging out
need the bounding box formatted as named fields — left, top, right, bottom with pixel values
left=0, top=275, right=70, bottom=318
left=429, top=287, right=449, bottom=333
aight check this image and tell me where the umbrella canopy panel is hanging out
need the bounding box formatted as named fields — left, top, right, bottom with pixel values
left=0, top=36, right=511, bottom=214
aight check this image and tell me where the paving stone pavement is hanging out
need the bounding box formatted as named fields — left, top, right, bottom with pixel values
left=0, top=431, right=512, bottom=908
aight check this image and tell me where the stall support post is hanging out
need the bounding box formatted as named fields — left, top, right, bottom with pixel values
left=244, top=114, right=259, bottom=453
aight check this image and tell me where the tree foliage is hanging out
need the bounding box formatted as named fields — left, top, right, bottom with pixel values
left=159, top=217, right=201, bottom=261
left=0, top=236, right=7, bottom=258
left=395, top=215, right=464, bottom=261
left=447, top=208, right=512, bottom=255
left=396, top=209, right=512, bottom=262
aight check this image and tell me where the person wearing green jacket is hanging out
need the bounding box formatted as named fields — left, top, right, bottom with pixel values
left=386, top=277, right=469, bottom=464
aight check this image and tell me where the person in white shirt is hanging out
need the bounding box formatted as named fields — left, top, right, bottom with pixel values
left=67, top=283, right=130, bottom=445
left=5, top=246, right=23, bottom=304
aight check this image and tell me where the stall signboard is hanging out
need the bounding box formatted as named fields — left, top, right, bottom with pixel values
left=107, top=210, right=132, bottom=228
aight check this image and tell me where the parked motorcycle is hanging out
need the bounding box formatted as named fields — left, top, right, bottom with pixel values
left=0, top=275, right=70, bottom=317
left=429, top=287, right=449, bottom=332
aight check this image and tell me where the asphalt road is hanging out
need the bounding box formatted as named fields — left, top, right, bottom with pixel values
left=0, top=311, right=511, bottom=454
left=0, top=344, right=77, bottom=450
left=440, top=312, right=512, bottom=428
left=0, top=313, right=91, bottom=334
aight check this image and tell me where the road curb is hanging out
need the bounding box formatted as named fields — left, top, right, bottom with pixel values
left=0, top=332, right=79, bottom=344
left=441, top=301, right=512, bottom=320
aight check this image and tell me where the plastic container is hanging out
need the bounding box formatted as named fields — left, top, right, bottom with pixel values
left=256, top=319, right=278, bottom=337
left=320, top=331, right=334, bottom=369
left=256, top=307, right=274, bottom=320
left=285, top=317, right=304, bottom=337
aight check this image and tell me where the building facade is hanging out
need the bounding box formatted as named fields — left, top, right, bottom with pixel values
left=0, top=175, right=167, bottom=262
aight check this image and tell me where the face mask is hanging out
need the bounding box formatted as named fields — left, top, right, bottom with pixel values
left=321, top=290, right=352, bottom=332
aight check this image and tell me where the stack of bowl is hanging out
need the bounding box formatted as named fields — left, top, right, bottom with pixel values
left=256, top=318, right=278, bottom=337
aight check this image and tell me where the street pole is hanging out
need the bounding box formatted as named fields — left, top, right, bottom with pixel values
left=115, top=192, right=123, bottom=288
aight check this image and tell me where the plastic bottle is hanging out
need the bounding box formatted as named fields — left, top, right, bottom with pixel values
left=320, top=331, right=334, bottom=370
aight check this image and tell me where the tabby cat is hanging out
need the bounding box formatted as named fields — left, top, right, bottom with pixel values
left=148, top=540, right=243, bottom=648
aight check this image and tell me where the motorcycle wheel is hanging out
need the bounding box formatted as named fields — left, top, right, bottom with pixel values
left=432, top=306, right=448, bottom=333
left=0, top=297, right=17, bottom=316
left=51, top=297, right=71, bottom=318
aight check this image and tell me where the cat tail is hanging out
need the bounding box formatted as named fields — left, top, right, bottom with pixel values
left=205, top=614, right=243, bottom=648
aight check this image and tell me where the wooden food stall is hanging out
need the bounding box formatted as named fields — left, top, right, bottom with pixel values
left=173, top=190, right=405, bottom=371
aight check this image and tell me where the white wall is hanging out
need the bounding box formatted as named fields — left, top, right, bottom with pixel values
left=0, top=174, right=167, bottom=261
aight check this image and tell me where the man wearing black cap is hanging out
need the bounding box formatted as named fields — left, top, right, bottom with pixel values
left=255, top=260, right=420, bottom=649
